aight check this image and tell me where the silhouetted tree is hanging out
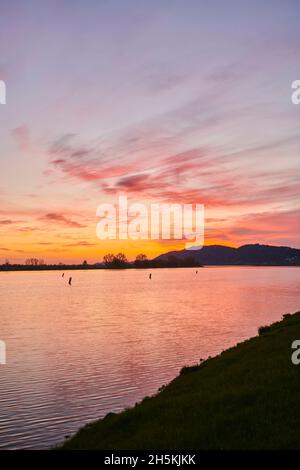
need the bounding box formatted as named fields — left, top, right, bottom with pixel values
left=134, top=253, right=149, bottom=268
left=103, top=253, right=115, bottom=267
left=25, top=258, right=39, bottom=266
left=114, top=252, right=128, bottom=268
left=25, top=258, right=45, bottom=267
left=103, top=253, right=128, bottom=268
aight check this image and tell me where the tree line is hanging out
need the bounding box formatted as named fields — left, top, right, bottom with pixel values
left=0, top=253, right=202, bottom=271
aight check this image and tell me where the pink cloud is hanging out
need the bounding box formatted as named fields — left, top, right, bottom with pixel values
left=40, top=213, right=85, bottom=228
left=11, top=125, right=30, bottom=152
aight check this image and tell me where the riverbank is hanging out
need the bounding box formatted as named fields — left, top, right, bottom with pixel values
left=61, top=310, right=300, bottom=449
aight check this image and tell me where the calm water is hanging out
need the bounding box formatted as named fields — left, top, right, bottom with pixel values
left=0, top=267, right=299, bottom=449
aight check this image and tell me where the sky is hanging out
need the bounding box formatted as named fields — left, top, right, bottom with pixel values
left=0, top=0, right=299, bottom=263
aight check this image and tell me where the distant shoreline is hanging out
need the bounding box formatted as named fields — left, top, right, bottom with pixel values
left=1, top=264, right=300, bottom=272
left=2, top=243, right=300, bottom=270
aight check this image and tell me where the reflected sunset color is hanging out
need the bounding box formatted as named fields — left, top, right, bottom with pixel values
left=0, top=267, right=299, bottom=449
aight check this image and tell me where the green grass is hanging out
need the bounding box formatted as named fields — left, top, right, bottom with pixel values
left=61, top=311, right=300, bottom=449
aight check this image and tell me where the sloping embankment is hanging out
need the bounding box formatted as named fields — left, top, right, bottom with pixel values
left=61, top=311, right=300, bottom=449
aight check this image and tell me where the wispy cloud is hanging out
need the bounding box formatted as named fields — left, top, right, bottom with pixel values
left=40, top=213, right=85, bottom=228
left=1, top=0, right=300, bottom=261
left=11, top=125, right=31, bottom=153
left=0, top=219, right=14, bottom=225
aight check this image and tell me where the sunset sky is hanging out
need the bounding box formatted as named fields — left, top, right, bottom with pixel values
left=0, top=0, right=299, bottom=263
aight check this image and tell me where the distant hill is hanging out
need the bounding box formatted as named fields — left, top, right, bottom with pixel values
left=153, top=244, right=300, bottom=266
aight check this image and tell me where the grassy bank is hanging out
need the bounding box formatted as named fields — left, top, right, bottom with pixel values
left=61, top=311, right=300, bottom=449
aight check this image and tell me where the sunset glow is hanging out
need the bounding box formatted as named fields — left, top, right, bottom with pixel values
left=0, top=1, right=299, bottom=263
